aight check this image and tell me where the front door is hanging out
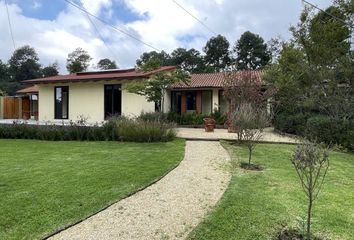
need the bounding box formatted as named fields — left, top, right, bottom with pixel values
left=104, top=84, right=121, bottom=119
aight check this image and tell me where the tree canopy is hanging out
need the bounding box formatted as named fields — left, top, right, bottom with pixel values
left=66, top=48, right=92, bottom=73
left=136, top=51, right=171, bottom=67
left=203, top=34, right=231, bottom=72
left=170, top=48, right=204, bottom=73
left=234, top=31, right=271, bottom=70
left=8, top=45, right=41, bottom=82
left=265, top=0, right=353, bottom=119
left=97, top=58, right=118, bottom=70
left=41, top=62, right=59, bottom=77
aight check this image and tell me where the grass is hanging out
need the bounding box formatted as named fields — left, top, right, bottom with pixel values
left=189, top=142, right=354, bottom=240
left=0, top=139, right=185, bottom=240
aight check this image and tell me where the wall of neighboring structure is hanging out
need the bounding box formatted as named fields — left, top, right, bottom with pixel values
left=38, top=80, right=155, bottom=123
left=0, top=97, right=3, bottom=119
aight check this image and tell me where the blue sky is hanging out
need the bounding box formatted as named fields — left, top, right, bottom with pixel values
left=1, top=0, right=332, bottom=73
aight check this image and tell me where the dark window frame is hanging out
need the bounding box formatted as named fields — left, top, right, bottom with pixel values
left=104, top=84, right=122, bottom=119
left=54, top=86, right=69, bottom=120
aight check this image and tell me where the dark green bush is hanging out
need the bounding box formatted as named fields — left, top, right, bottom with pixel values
left=274, top=112, right=311, bottom=134
left=305, top=116, right=354, bottom=151
left=167, top=111, right=227, bottom=126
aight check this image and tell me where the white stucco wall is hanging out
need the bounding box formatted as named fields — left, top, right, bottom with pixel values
left=38, top=80, right=155, bottom=123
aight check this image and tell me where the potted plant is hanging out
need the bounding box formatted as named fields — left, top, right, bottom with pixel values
left=203, top=118, right=216, bottom=132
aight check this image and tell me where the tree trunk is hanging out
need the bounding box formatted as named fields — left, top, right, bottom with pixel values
left=307, top=193, right=313, bottom=240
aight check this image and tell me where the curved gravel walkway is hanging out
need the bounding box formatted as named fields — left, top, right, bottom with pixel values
left=50, top=141, right=231, bottom=240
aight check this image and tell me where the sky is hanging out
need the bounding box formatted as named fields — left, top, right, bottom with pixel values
left=0, top=0, right=332, bottom=73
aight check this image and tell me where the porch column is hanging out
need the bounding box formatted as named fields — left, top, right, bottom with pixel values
left=181, top=92, right=186, bottom=114
left=196, top=91, right=202, bottom=114
left=212, top=89, right=219, bottom=112
left=163, top=90, right=171, bottom=113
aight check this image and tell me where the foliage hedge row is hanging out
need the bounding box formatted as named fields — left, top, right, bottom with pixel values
left=274, top=113, right=354, bottom=151
left=0, top=117, right=176, bottom=142
left=139, top=111, right=227, bottom=126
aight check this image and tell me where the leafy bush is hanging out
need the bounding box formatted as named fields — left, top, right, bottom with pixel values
left=274, top=112, right=311, bottom=134
left=0, top=117, right=176, bottom=142
left=305, top=116, right=354, bottom=151
left=167, top=111, right=227, bottom=126
left=138, top=112, right=169, bottom=123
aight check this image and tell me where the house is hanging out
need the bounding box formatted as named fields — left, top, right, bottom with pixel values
left=10, top=67, right=262, bottom=123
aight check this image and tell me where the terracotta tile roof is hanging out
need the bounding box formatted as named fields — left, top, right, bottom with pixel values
left=22, top=66, right=176, bottom=84
left=171, top=70, right=263, bottom=89
left=16, top=85, right=39, bottom=94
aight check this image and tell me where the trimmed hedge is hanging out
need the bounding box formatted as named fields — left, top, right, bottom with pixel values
left=0, top=117, right=176, bottom=142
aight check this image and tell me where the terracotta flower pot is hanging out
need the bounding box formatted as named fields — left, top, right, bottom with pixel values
left=203, top=118, right=216, bottom=132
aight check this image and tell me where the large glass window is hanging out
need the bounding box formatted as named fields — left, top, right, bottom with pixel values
left=55, top=86, right=69, bottom=119
left=104, top=84, right=121, bottom=119
left=171, top=91, right=182, bottom=113
left=186, top=92, right=196, bottom=112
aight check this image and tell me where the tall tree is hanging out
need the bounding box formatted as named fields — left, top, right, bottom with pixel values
left=203, top=35, right=231, bottom=72
left=66, top=48, right=92, bottom=73
left=0, top=60, right=11, bottom=95
left=136, top=51, right=171, bottom=67
left=266, top=1, right=353, bottom=119
left=234, top=31, right=271, bottom=70
left=41, top=62, right=59, bottom=77
left=97, top=58, right=118, bottom=70
left=8, top=45, right=41, bottom=82
left=170, top=48, right=204, bottom=73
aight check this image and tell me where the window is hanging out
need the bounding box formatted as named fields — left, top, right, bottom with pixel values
left=171, top=91, right=182, bottom=113
left=186, top=92, right=196, bottom=112
left=104, top=84, right=121, bottom=119
left=55, top=86, right=69, bottom=119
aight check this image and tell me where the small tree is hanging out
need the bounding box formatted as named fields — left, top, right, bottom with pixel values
left=231, top=102, right=269, bottom=168
left=126, top=58, right=189, bottom=112
left=291, top=142, right=329, bottom=239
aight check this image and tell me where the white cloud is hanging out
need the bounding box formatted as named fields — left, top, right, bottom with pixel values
left=0, top=0, right=332, bottom=74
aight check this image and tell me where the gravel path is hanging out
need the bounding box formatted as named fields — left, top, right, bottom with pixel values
left=177, top=127, right=299, bottom=143
left=50, top=141, right=231, bottom=240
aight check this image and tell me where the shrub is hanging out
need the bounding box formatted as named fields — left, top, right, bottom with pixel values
left=274, top=112, right=311, bottom=135
left=166, top=111, right=227, bottom=126
left=305, top=116, right=354, bottom=151
left=138, top=112, right=169, bottom=123
left=112, top=117, right=176, bottom=142
left=0, top=117, right=176, bottom=142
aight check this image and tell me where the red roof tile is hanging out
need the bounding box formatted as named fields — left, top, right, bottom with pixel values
left=22, top=66, right=176, bottom=84
left=16, top=85, right=39, bottom=94
left=171, top=70, right=263, bottom=89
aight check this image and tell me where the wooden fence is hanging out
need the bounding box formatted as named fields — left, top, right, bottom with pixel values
left=1, top=96, right=21, bottom=119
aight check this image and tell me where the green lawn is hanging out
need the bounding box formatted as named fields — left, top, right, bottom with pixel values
left=0, top=139, right=185, bottom=240
left=189, top=142, right=354, bottom=240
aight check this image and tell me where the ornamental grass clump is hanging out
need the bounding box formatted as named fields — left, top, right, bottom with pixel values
left=109, top=117, right=176, bottom=142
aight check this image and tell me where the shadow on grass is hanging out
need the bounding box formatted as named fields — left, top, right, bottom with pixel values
left=274, top=226, right=326, bottom=240
left=240, top=162, right=264, bottom=171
